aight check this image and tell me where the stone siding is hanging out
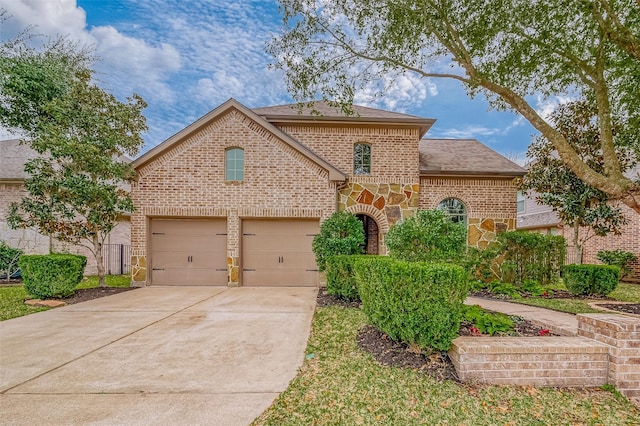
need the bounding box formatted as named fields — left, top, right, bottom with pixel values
left=420, top=176, right=518, bottom=246
left=131, top=109, right=337, bottom=286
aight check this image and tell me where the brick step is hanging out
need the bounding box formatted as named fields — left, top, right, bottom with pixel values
left=449, top=336, right=610, bottom=387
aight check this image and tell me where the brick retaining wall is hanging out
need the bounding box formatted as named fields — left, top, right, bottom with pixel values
left=450, top=313, right=640, bottom=405
left=449, top=337, right=609, bottom=387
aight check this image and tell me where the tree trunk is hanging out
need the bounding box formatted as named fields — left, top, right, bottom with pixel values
left=94, top=237, right=106, bottom=288
left=572, top=223, right=583, bottom=265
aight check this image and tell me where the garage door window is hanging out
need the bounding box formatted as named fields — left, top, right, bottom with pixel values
left=225, top=147, right=244, bottom=181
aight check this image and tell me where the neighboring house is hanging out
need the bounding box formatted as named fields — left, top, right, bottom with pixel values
left=0, top=139, right=131, bottom=275
left=130, top=99, right=525, bottom=287
left=517, top=167, right=640, bottom=278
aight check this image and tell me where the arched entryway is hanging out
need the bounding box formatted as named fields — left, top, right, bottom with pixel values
left=356, top=214, right=379, bottom=255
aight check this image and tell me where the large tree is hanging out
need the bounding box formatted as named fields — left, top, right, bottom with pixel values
left=1, top=20, right=147, bottom=287
left=269, top=0, right=640, bottom=213
left=521, top=100, right=633, bottom=262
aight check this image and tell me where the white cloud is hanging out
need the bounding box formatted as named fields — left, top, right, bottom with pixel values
left=534, top=95, right=575, bottom=121
left=1, top=0, right=182, bottom=104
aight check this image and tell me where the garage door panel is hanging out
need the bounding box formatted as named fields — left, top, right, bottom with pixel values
left=150, top=219, right=227, bottom=286
left=242, top=269, right=318, bottom=287
left=152, top=235, right=226, bottom=252
left=152, top=219, right=226, bottom=235
left=242, top=219, right=319, bottom=287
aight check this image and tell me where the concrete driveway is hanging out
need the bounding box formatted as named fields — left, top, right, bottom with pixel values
left=0, top=286, right=317, bottom=425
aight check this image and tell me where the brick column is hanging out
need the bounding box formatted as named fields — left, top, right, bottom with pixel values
left=577, top=314, right=640, bottom=401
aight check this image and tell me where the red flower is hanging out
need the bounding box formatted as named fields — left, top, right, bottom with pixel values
left=470, top=326, right=481, bottom=336
left=539, top=329, right=550, bottom=336
left=542, top=291, right=548, bottom=297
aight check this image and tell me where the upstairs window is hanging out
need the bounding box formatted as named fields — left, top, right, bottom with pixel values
left=353, top=143, right=371, bottom=175
left=437, top=198, right=467, bottom=225
left=225, top=148, right=244, bottom=181
left=517, top=191, right=525, bottom=213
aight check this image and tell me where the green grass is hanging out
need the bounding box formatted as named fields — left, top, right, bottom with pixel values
left=0, top=275, right=130, bottom=321
left=512, top=282, right=640, bottom=315
left=253, top=306, right=639, bottom=425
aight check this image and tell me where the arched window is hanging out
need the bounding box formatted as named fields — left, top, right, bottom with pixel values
left=437, top=198, right=467, bottom=225
left=225, top=148, right=244, bottom=181
left=353, top=143, right=371, bottom=175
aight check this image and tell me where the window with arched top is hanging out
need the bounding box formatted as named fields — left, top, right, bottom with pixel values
left=225, top=147, right=244, bottom=181
left=437, top=198, right=467, bottom=225
left=353, top=143, right=371, bottom=175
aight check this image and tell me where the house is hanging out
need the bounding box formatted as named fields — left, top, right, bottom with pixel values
left=130, top=99, right=525, bottom=287
left=0, top=139, right=131, bottom=275
left=517, top=167, right=640, bottom=278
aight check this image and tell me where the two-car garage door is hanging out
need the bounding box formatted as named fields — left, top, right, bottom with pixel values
left=149, top=218, right=319, bottom=286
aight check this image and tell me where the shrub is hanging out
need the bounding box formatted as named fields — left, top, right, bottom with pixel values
left=462, top=305, right=514, bottom=336
left=487, top=280, right=520, bottom=298
left=596, top=250, right=638, bottom=278
left=353, top=256, right=468, bottom=351
left=19, top=254, right=87, bottom=299
left=497, top=231, right=566, bottom=285
left=325, top=255, right=369, bottom=301
left=312, top=211, right=365, bottom=272
left=463, top=246, right=501, bottom=281
left=520, top=279, right=545, bottom=296
left=385, top=209, right=466, bottom=263
left=0, top=241, right=23, bottom=282
left=563, top=264, right=620, bottom=296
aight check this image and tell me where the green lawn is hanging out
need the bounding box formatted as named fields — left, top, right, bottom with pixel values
left=253, top=306, right=639, bottom=425
left=512, top=282, right=640, bottom=314
left=0, top=275, right=130, bottom=321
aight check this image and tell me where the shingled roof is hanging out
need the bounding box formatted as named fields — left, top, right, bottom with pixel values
left=419, top=138, right=526, bottom=177
left=253, top=101, right=435, bottom=138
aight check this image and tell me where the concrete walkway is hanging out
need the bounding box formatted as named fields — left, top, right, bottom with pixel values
left=466, top=296, right=578, bottom=336
left=0, top=286, right=317, bottom=425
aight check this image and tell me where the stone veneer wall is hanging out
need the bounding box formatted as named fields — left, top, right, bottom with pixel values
left=420, top=176, right=519, bottom=246
left=131, top=109, right=337, bottom=286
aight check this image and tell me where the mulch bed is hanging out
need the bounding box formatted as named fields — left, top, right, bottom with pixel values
left=60, top=287, right=136, bottom=304
left=470, top=289, right=614, bottom=300
left=596, top=303, right=640, bottom=315
left=317, top=288, right=556, bottom=381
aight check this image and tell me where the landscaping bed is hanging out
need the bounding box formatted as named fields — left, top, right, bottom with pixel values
left=318, top=288, right=557, bottom=383
left=595, top=303, right=640, bottom=315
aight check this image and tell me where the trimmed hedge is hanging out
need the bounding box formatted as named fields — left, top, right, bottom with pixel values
left=563, top=264, right=620, bottom=296
left=596, top=250, right=637, bottom=278
left=498, top=231, right=566, bottom=285
left=19, top=254, right=87, bottom=299
left=325, top=255, right=370, bottom=301
left=353, top=256, right=468, bottom=351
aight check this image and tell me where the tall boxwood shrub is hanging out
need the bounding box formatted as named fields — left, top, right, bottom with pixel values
left=325, top=255, right=369, bottom=301
left=353, top=256, right=468, bottom=351
left=312, top=211, right=365, bottom=272
left=19, top=254, right=87, bottom=299
left=498, top=231, right=566, bottom=285
left=385, top=209, right=466, bottom=263
left=563, top=264, right=620, bottom=296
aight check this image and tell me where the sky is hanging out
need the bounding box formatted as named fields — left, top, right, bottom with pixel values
left=1, top=0, right=559, bottom=163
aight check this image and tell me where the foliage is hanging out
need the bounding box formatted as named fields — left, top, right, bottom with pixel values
left=1, top=22, right=147, bottom=288
left=353, top=256, right=468, bottom=351
left=0, top=241, right=23, bottom=282
left=385, top=209, right=466, bottom=263
left=497, top=231, right=566, bottom=285
left=520, top=279, right=546, bottom=296
left=269, top=0, right=640, bottom=213
left=521, top=100, right=632, bottom=258
left=597, top=249, right=638, bottom=278
left=462, top=305, right=515, bottom=336
left=563, top=264, right=620, bottom=296
left=18, top=254, right=86, bottom=299
left=312, top=211, right=365, bottom=272
left=254, top=307, right=640, bottom=425
left=325, top=255, right=369, bottom=301
left=487, top=280, right=521, bottom=298
left=463, top=246, right=501, bottom=281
